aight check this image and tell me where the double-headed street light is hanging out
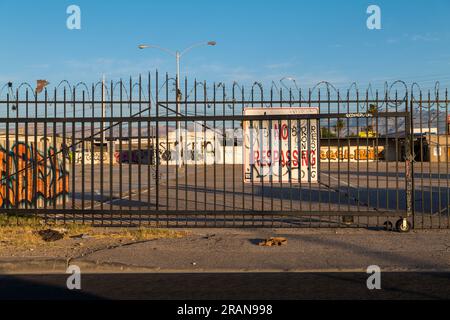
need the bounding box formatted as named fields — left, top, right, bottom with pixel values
left=138, top=41, right=216, bottom=96
left=138, top=41, right=217, bottom=166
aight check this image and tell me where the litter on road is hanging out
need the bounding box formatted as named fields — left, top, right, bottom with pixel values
left=258, top=237, right=288, bottom=247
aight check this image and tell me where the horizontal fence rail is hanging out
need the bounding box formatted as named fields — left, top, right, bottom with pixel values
left=0, top=73, right=448, bottom=229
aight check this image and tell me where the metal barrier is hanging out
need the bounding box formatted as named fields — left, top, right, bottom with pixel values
left=0, top=74, right=448, bottom=230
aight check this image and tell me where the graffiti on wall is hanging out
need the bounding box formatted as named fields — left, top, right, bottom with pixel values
left=319, top=146, right=385, bottom=162
left=114, top=140, right=219, bottom=165
left=74, top=151, right=113, bottom=164
left=0, top=142, right=69, bottom=208
left=114, top=149, right=154, bottom=164
left=183, top=140, right=216, bottom=162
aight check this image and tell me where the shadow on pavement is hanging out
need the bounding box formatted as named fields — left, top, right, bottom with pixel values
left=1, top=273, right=449, bottom=300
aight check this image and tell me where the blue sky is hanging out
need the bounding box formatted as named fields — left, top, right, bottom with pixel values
left=0, top=0, right=449, bottom=90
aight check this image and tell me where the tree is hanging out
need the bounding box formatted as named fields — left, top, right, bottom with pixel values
left=334, top=119, right=345, bottom=137
left=321, top=127, right=336, bottom=138
left=368, top=104, right=378, bottom=131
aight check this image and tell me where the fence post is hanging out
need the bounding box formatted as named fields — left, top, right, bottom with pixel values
left=405, top=92, right=414, bottom=225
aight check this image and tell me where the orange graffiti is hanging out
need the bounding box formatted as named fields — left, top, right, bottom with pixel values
left=0, top=142, right=69, bottom=208
left=320, top=147, right=383, bottom=161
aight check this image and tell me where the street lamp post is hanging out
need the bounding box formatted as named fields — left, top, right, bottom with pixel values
left=138, top=41, right=216, bottom=166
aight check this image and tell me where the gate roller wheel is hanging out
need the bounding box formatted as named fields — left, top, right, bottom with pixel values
left=383, top=221, right=393, bottom=231
left=395, top=219, right=411, bottom=233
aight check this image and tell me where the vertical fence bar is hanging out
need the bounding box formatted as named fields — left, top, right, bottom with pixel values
left=375, top=90, right=380, bottom=227
left=138, top=75, right=143, bottom=226
left=63, top=87, right=67, bottom=218
left=5, top=93, right=10, bottom=212
left=395, top=91, right=399, bottom=215
left=289, top=113, right=294, bottom=220
left=428, top=91, right=432, bottom=227
left=24, top=90, right=29, bottom=212
left=184, top=77, right=188, bottom=225
left=100, top=80, right=104, bottom=220
left=435, top=89, right=441, bottom=229
left=175, top=74, right=179, bottom=226
left=119, top=80, right=124, bottom=224
left=405, top=89, right=414, bottom=226
left=446, top=89, right=449, bottom=229
left=213, top=82, right=217, bottom=225
left=250, top=86, right=254, bottom=226
left=269, top=88, right=274, bottom=226
left=52, top=88, right=57, bottom=216
left=258, top=114, right=263, bottom=224
left=241, top=86, right=245, bottom=225
left=43, top=89, right=49, bottom=217
left=81, top=90, right=85, bottom=220
left=90, top=84, right=95, bottom=221
left=109, top=80, right=114, bottom=223
left=194, top=80, right=198, bottom=222
left=129, top=78, right=133, bottom=223
left=223, top=84, right=227, bottom=225
left=409, top=90, right=415, bottom=228
left=155, top=71, right=160, bottom=225
left=364, top=90, right=370, bottom=225
left=233, top=86, right=238, bottom=225
left=317, top=89, right=321, bottom=223
left=147, top=73, right=152, bottom=225
left=14, top=89, right=19, bottom=211
left=307, top=89, right=312, bottom=226
left=347, top=90, right=352, bottom=223
left=165, top=74, right=169, bottom=226
left=34, top=89, right=38, bottom=213
left=355, top=90, right=360, bottom=224
left=72, top=87, right=76, bottom=215
left=203, top=81, right=207, bottom=225
left=385, top=90, right=389, bottom=224
left=326, top=90, right=331, bottom=226
left=337, top=90, right=341, bottom=221
left=279, top=89, right=283, bottom=216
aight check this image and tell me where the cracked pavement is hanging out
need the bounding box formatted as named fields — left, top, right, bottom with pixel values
left=1, top=228, right=450, bottom=274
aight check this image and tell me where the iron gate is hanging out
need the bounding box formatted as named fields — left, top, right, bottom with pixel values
left=0, top=73, right=448, bottom=229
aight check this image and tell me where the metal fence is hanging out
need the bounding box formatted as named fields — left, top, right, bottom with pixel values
left=0, top=73, right=448, bottom=230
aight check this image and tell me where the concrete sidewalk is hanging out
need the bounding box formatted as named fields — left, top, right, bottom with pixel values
left=1, top=228, right=449, bottom=274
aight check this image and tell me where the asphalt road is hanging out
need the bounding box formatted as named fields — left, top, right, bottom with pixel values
left=59, top=162, right=450, bottom=229
left=1, top=228, right=450, bottom=299
left=2, top=272, right=450, bottom=300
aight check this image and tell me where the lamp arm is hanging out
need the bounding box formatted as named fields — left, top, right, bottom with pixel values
left=180, top=42, right=209, bottom=57
left=145, top=45, right=176, bottom=57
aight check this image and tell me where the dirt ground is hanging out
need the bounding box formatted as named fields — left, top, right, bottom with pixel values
left=0, top=216, right=187, bottom=271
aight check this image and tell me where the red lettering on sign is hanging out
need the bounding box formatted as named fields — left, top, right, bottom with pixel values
left=253, top=150, right=259, bottom=165
left=293, top=150, right=299, bottom=167
left=310, top=150, right=316, bottom=166
left=281, top=124, right=289, bottom=140
left=302, top=150, right=308, bottom=167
